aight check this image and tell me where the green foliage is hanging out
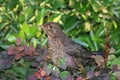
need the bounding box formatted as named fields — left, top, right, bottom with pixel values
left=0, top=0, right=120, bottom=79
left=0, top=0, right=120, bottom=51
left=60, top=71, right=70, bottom=79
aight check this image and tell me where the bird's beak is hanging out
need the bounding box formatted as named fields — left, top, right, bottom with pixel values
left=38, top=25, right=44, bottom=29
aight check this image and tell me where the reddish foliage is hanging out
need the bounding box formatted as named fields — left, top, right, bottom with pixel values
left=35, top=68, right=46, bottom=79
left=6, top=37, right=113, bottom=80
left=46, top=76, right=51, bottom=80
left=16, top=46, right=24, bottom=51
left=8, top=46, right=14, bottom=55
left=15, top=54, right=22, bottom=60
left=94, top=71, right=99, bottom=77
left=41, top=70, right=46, bottom=77
left=35, top=67, right=52, bottom=80
left=76, top=76, right=84, bottom=80
left=112, top=65, right=119, bottom=72
left=28, top=45, right=35, bottom=52
left=35, top=72, right=41, bottom=79
left=16, top=37, right=22, bottom=46
left=7, top=37, right=41, bottom=60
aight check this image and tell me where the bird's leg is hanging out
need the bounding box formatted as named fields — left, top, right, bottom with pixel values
left=43, top=52, right=52, bottom=64
left=78, top=64, right=86, bottom=78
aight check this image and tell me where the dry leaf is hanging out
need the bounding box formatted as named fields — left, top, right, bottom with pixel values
left=93, top=55, right=105, bottom=66
left=109, top=48, right=115, bottom=54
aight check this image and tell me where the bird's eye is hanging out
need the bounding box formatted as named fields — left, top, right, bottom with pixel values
left=49, top=26, right=52, bottom=29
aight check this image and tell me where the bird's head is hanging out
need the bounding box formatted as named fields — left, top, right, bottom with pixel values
left=39, top=22, right=64, bottom=38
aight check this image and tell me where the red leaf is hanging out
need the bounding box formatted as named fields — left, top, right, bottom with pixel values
left=40, top=70, right=46, bottom=77
left=16, top=37, right=22, bottom=46
left=38, top=68, right=43, bottom=73
left=77, top=76, right=84, bottom=80
left=20, top=52, right=25, bottom=56
left=8, top=46, right=14, bottom=55
left=46, top=76, right=51, bottom=80
left=24, top=51, right=32, bottom=56
left=117, top=76, right=120, bottom=80
left=23, top=45, right=28, bottom=51
left=13, top=51, right=18, bottom=55
left=95, top=71, right=99, bottom=77
left=28, top=45, right=35, bottom=52
left=35, top=72, right=41, bottom=79
left=16, top=46, right=24, bottom=51
left=15, top=54, right=22, bottom=60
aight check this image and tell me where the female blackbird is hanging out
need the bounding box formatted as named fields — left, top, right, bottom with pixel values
left=40, top=22, right=104, bottom=69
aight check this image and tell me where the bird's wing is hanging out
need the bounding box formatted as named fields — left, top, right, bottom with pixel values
left=64, top=42, right=92, bottom=58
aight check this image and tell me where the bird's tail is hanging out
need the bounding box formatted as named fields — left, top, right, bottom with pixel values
left=92, top=51, right=105, bottom=57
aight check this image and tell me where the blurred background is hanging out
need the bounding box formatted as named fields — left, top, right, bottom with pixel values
left=0, top=0, right=120, bottom=54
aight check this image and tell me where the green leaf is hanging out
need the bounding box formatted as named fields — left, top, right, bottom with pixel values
left=92, top=37, right=104, bottom=43
left=90, top=31, right=98, bottom=51
left=112, top=20, right=118, bottom=29
left=53, top=66, right=60, bottom=73
left=112, top=71, right=120, bottom=77
left=60, top=71, right=70, bottom=79
left=12, top=60, right=30, bottom=76
left=19, top=0, right=25, bottom=6
left=47, top=63, right=54, bottom=70
left=5, top=70, right=19, bottom=78
left=7, top=36, right=16, bottom=42
left=26, top=7, right=33, bottom=18
left=79, top=35, right=92, bottom=48
left=63, top=16, right=78, bottom=33
left=19, top=14, right=25, bottom=23
left=59, top=58, right=67, bottom=70
left=72, top=38, right=89, bottom=47
left=59, top=58, right=66, bottom=66
left=37, top=8, right=47, bottom=25
left=41, top=38, right=48, bottom=46
left=0, top=22, right=9, bottom=31
left=96, top=25, right=106, bottom=37
left=115, top=49, right=120, bottom=55
left=21, top=22, right=29, bottom=36
left=19, top=22, right=30, bottom=40
left=0, top=44, right=10, bottom=50
left=12, top=64, right=26, bottom=75
left=52, top=66, right=60, bottom=77
left=44, top=63, right=54, bottom=75
left=110, top=57, right=120, bottom=69
left=86, top=37, right=95, bottom=51
left=31, top=38, right=37, bottom=48
left=18, top=30, right=25, bottom=40
left=89, top=0, right=100, bottom=12
left=53, top=14, right=62, bottom=22
left=29, top=25, right=37, bottom=37
left=110, top=75, right=117, bottom=80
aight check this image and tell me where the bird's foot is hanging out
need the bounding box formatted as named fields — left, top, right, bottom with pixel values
left=78, top=64, right=86, bottom=78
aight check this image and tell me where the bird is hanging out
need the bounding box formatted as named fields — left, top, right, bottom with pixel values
left=39, top=22, right=104, bottom=70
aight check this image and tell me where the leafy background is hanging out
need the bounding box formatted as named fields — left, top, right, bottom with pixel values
left=0, top=0, right=120, bottom=80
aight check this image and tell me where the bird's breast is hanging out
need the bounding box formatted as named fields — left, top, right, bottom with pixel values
left=48, top=39, right=64, bottom=54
